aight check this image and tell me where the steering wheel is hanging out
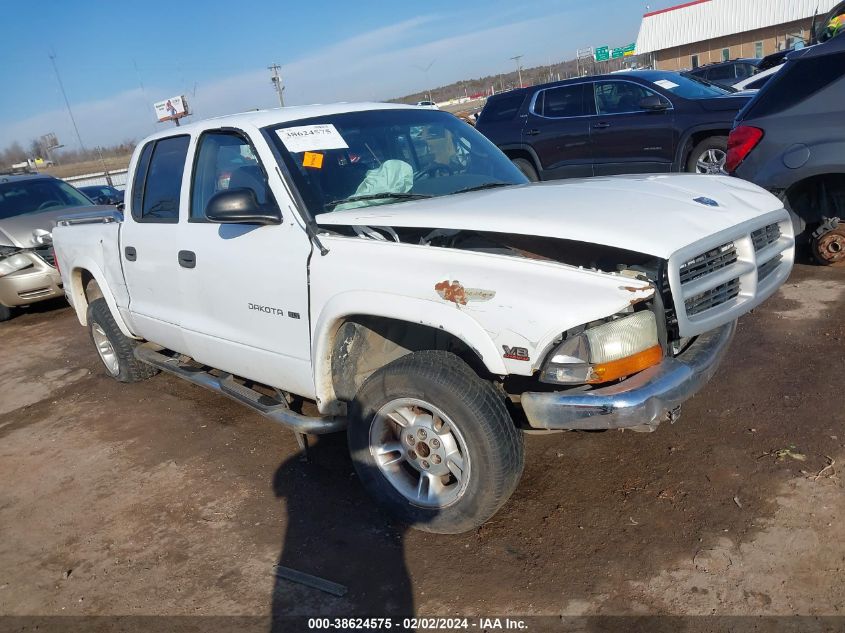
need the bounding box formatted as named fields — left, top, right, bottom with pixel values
left=37, top=200, right=62, bottom=211
left=415, top=162, right=454, bottom=180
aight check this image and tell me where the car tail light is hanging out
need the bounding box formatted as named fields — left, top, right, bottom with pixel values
left=53, top=247, right=60, bottom=274
left=726, top=125, right=764, bottom=173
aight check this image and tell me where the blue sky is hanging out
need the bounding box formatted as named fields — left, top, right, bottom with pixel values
left=1, top=0, right=680, bottom=151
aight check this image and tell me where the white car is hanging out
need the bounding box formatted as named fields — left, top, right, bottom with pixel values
left=415, top=100, right=439, bottom=109
left=733, top=63, right=784, bottom=92
left=52, top=103, right=794, bottom=533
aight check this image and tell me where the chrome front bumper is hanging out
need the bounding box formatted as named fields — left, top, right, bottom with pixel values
left=521, top=321, right=737, bottom=431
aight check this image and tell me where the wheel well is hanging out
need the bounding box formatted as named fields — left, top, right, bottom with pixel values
left=683, top=130, right=730, bottom=166
left=68, top=269, right=102, bottom=324
left=784, top=173, right=845, bottom=228
left=503, top=149, right=537, bottom=169
left=330, top=316, right=488, bottom=402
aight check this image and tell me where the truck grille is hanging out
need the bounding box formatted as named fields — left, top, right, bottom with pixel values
left=757, top=254, right=782, bottom=282
left=34, top=245, right=56, bottom=268
left=685, top=278, right=740, bottom=315
left=671, top=216, right=793, bottom=335
left=751, top=223, right=781, bottom=252
left=678, top=242, right=737, bottom=284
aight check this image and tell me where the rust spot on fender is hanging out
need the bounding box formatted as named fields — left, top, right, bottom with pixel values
left=435, top=280, right=468, bottom=305
left=435, top=280, right=496, bottom=305
left=620, top=284, right=656, bottom=307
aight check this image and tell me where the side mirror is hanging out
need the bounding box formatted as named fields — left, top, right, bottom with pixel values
left=205, top=188, right=281, bottom=225
left=639, top=95, right=670, bottom=111
left=32, top=228, right=53, bottom=245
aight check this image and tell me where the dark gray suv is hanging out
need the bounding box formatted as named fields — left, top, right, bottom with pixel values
left=728, top=36, right=845, bottom=266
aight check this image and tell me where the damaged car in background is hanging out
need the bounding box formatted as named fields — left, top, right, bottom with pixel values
left=0, top=174, right=105, bottom=322
left=52, top=104, right=794, bottom=533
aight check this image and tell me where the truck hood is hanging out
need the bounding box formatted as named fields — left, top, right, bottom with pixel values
left=0, top=205, right=112, bottom=248
left=316, top=174, right=784, bottom=259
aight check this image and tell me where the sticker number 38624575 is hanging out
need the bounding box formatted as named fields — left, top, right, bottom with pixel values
left=276, top=124, right=349, bottom=153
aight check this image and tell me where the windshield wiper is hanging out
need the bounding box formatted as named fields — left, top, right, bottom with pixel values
left=452, top=182, right=512, bottom=195
left=326, top=192, right=432, bottom=209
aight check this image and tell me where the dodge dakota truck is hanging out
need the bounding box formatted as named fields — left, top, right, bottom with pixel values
left=52, top=103, right=794, bottom=533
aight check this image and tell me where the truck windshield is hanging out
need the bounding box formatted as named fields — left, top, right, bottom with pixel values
left=0, top=179, right=93, bottom=220
left=265, top=109, right=527, bottom=215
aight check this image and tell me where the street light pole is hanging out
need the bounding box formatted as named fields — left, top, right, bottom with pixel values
left=48, top=52, right=86, bottom=154
left=413, top=59, right=436, bottom=101
left=510, top=55, right=524, bottom=88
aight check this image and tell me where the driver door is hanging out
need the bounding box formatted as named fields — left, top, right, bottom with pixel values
left=589, top=80, right=676, bottom=175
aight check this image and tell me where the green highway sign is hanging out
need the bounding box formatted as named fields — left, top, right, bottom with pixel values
left=611, top=43, right=637, bottom=59
left=594, top=46, right=610, bottom=61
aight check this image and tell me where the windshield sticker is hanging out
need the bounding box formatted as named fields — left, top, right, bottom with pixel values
left=653, top=79, right=679, bottom=90
left=276, top=124, right=349, bottom=153
left=302, top=151, right=324, bottom=169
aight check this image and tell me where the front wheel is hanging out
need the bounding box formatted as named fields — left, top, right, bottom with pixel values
left=0, top=304, right=12, bottom=322
left=512, top=157, right=539, bottom=182
left=348, top=350, right=524, bottom=534
left=87, top=298, right=159, bottom=382
left=687, top=136, right=728, bottom=174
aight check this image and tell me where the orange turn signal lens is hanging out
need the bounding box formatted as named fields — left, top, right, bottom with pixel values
left=587, top=344, right=663, bottom=384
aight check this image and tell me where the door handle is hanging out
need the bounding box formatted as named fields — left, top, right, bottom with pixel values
left=592, top=122, right=611, bottom=129
left=124, top=246, right=137, bottom=261
left=526, top=128, right=541, bottom=136
left=178, top=250, right=196, bottom=269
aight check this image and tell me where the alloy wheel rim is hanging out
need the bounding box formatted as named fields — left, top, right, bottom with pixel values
left=369, top=398, right=470, bottom=508
left=695, top=148, right=727, bottom=174
left=91, top=323, right=120, bottom=376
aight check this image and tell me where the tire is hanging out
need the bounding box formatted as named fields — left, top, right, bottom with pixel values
left=512, top=157, right=539, bottom=182
left=348, top=350, right=524, bottom=534
left=686, top=136, right=728, bottom=174
left=0, top=304, right=12, bottom=322
left=86, top=298, right=158, bottom=383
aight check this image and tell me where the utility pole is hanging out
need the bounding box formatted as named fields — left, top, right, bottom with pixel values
left=510, top=55, right=524, bottom=88
left=268, top=63, right=285, bottom=107
left=48, top=52, right=86, bottom=154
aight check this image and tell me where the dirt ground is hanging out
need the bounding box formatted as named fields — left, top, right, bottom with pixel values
left=1, top=263, right=844, bottom=627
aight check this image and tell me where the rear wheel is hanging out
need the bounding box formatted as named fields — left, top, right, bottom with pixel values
left=348, top=350, right=524, bottom=534
left=687, top=136, right=728, bottom=174
left=87, top=298, right=158, bottom=382
left=512, top=157, right=539, bottom=182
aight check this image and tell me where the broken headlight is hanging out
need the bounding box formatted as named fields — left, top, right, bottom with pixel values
left=0, top=252, right=33, bottom=278
left=540, top=311, right=662, bottom=385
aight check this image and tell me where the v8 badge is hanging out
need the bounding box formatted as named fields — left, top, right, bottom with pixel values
left=502, top=345, right=530, bottom=361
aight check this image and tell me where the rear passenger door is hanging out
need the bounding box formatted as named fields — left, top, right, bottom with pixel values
left=588, top=80, right=675, bottom=176
left=121, top=135, right=191, bottom=354
left=523, top=83, right=593, bottom=179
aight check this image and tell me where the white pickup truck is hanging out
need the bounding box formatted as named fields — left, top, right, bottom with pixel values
left=52, top=103, right=794, bottom=533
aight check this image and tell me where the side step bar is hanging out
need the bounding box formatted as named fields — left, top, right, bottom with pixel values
left=134, top=344, right=346, bottom=435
